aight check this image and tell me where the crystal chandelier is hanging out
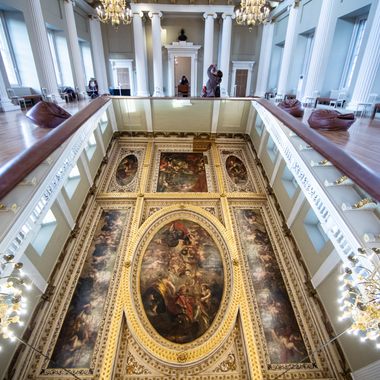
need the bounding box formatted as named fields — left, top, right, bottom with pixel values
left=0, top=255, right=30, bottom=350
left=235, top=0, right=271, bottom=27
left=96, top=0, right=132, bottom=27
left=338, top=247, right=380, bottom=348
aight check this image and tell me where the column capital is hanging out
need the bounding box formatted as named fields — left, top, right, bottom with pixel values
left=222, top=13, right=235, bottom=20
left=148, top=11, right=163, bottom=19
left=203, top=12, right=217, bottom=20
left=133, top=11, right=144, bottom=18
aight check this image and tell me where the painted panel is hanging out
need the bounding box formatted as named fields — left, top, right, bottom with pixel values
left=140, top=219, right=224, bottom=343
left=116, top=154, right=138, bottom=186
left=49, top=210, right=127, bottom=368
left=225, top=155, right=249, bottom=187
left=234, top=208, right=308, bottom=364
left=157, top=153, right=208, bottom=192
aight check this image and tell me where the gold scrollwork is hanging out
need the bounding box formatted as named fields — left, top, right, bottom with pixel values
left=318, top=159, right=329, bottom=166
left=353, top=198, right=376, bottom=209
left=334, top=175, right=348, bottom=185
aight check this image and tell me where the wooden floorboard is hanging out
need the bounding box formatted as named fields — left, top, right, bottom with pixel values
left=0, top=100, right=379, bottom=184
left=0, top=100, right=91, bottom=170
left=301, top=108, right=380, bottom=174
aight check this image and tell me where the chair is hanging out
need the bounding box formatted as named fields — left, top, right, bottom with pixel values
left=178, top=84, right=189, bottom=97
left=274, top=93, right=284, bottom=103
left=7, top=88, right=27, bottom=109
left=75, top=86, right=87, bottom=101
left=355, top=93, right=378, bottom=117
left=329, top=91, right=347, bottom=108
left=304, top=90, right=320, bottom=108
left=41, top=88, right=53, bottom=102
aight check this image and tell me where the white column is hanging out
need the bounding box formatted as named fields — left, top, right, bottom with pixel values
left=348, top=0, right=380, bottom=109
left=133, top=12, right=149, bottom=96
left=303, top=0, right=336, bottom=101
left=219, top=13, right=235, bottom=97
left=255, top=23, right=274, bottom=97
left=63, top=0, right=87, bottom=94
left=24, top=0, right=62, bottom=101
left=149, top=11, right=163, bottom=97
left=203, top=12, right=217, bottom=86
left=0, top=53, right=19, bottom=111
left=89, top=17, right=109, bottom=94
left=277, top=3, right=299, bottom=96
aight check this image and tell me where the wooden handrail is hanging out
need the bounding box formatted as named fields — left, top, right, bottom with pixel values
left=256, top=98, right=380, bottom=201
left=0, top=96, right=110, bottom=200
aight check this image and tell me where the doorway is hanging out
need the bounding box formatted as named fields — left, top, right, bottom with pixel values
left=230, top=61, right=255, bottom=97
left=235, top=69, right=248, bottom=97
left=109, top=59, right=134, bottom=96
left=174, top=57, right=191, bottom=96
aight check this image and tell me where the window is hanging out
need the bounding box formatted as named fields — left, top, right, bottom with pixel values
left=1, top=11, right=39, bottom=89
left=99, top=112, right=108, bottom=133
left=267, top=136, right=278, bottom=162
left=0, top=13, right=19, bottom=85
left=48, top=30, right=62, bottom=86
left=80, top=41, right=95, bottom=84
left=340, top=17, right=367, bottom=90
left=301, top=33, right=314, bottom=80
left=85, top=132, right=97, bottom=160
left=281, top=166, right=299, bottom=198
left=31, top=209, right=57, bottom=256
left=64, top=165, right=81, bottom=199
left=304, top=208, right=329, bottom=253
left=47, top=30, right=74, bottom=88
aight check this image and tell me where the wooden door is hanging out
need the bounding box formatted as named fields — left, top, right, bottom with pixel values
left=235, top=69, right=248, bottom=97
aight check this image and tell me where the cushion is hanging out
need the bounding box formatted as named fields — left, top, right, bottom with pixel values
left=308, top=109, right=355, bottom=131
left=26, top=101, right=71, bottom=129
left=278, top=99, right=304, bottom=118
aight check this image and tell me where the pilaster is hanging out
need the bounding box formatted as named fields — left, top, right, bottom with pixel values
left=89, top=17, right=109, bottom=94
left=63, top=0, right=87, bottom=94
left=203, top=12, right=217, bottom=86
left=148, top=11, right=164, bottom=97
left=133, top=11, right=150, bottom=96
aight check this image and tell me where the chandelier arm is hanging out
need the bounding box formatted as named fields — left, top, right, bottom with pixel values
left=272, top=327, right=351, bottom=380
left=14, top=335, right=82, bottom=380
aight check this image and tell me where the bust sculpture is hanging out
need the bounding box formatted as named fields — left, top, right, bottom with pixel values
left=178, top=29, right=187, bottom=41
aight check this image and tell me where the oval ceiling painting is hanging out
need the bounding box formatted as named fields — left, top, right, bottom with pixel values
left=140, top=219, right=224, bottom=344
left=225, top=155, right=248, bottom=186
left=116, top=154, right=138, bottom=186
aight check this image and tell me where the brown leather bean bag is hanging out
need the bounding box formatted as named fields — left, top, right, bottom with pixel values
left=26, top=101, right=71, bottom=128
left=278, top=99, right=304, bottom=118
left=308, top=109, right=355, bottom=131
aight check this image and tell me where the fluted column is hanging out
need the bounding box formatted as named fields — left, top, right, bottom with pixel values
left=149, top=11, right=163, bottom=97
left=24, top=0, right=62, bottom=101
left=63, top=0, right=86, bottom=94
left=0, top=53, right=20, bottom=111
left=348, top=0, right=380, bottom=109
left=255, top=22, right=274, bottom=97
left=219, top=13, right=235, bottom=97
left=303, top=0, right=336, bottom=101
left=133, top=11, right=149, bottom=96
left=277, top=2, right=299, bottom=96
left=89, top=17, right=109, bottom=94
left=203, top=12, right=217, bottom=86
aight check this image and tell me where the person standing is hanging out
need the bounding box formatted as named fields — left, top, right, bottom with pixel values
left=204, top=64, right=223, bottom=97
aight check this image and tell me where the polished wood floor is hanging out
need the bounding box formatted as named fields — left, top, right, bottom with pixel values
left=0, top=100, right=91, bottom=171
left=0, top=100, right=379, bottom=180
left=301, top=108, right=380, bottom=174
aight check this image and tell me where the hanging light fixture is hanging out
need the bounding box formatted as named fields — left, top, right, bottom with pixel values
left=96, top=0, right=132, bottom=27
left=338, top=247, right=380, bottom=348
left=0, top=254, right=30, bottom=350
left=235, top=0, right=271, bottom=27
